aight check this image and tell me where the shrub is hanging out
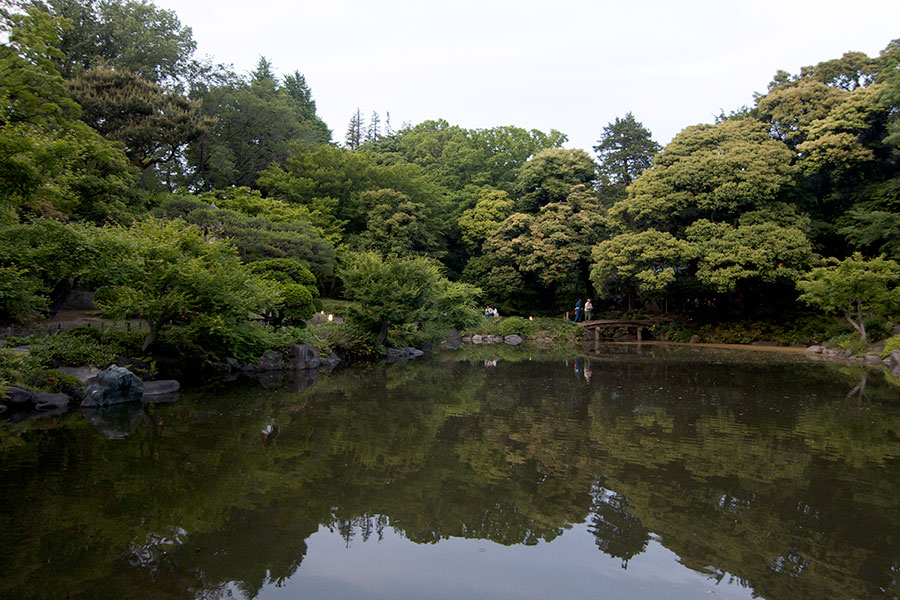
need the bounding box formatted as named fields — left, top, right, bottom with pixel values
left=496, top=316, right=536, bottom=337
left=883, top=334, right=900, bottom=358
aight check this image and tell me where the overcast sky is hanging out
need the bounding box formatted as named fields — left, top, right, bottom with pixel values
left=155, top=0, right=900, bottom=154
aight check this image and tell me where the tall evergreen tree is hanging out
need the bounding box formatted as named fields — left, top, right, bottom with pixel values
left=593, top=113, right=661, bottom=198
left=366, top=110, right=381, bottom=144
left=345, top=108, right=363, bottom=149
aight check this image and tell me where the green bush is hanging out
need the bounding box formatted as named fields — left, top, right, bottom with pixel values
left=883, top=334, right=900, bottom=358
left=496, top=316, right=536, bottom=337
left=280, top=284, right=316, bottom=325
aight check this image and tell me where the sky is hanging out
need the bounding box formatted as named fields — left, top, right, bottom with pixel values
left=155, top=0, right=900, bottom=154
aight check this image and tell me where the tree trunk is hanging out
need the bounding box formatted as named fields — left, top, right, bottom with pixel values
left=377, top=320, right=389, bottom=346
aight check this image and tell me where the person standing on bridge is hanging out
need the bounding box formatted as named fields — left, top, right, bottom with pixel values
left=584, top=299, right=593, bottom=321
left=574, top=299, right=582, bottom=322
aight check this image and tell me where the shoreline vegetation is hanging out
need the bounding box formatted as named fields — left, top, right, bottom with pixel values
left=2, top=3, right=900, bottom=409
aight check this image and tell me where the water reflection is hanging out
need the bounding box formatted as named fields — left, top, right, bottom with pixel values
left=0, top=346, right=898, bottom=599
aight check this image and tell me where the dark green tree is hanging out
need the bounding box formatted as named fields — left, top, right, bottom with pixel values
left=592, top=112, right=660, bottom=201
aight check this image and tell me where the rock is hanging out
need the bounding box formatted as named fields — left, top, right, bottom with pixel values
left=890, top=350, right=900, bottom=369
left=62, top=289, right=97, bottom=310
left=285, top=344, right=320, bottom=370
left=864, top=354, right=883, bottom=364
left=33, top=393, right=70, bottom=411
left=472, top=335, right=483, bottom=345
left=57, top=366, right=101, bottom=383
left=82, top=404, right=143, bottom=439
left=79, top=365, right=144, bottom=407
left=504, top=334, right=525, bottom=346
left=4, top=386, right=35, bottom=408
left=840, top=350, right=854, bottom=358
left=384, top=347, right=424, bottom=362
left=805, top=345, right=825, bottom=354
left=893, top=365, right=900, bottom=378
left=823, top=349, right=839, bottom=357
left=241, top=350, right=283, bottom=372
left=444, top=329, right=462, bottom=350
left=461, top=336, right=472, bottom=343
left=689, top=335, right=701, bottom=344
left=226, top=357, right=241, bottom=371
left=142, top=380, right=180, bottom=396
left=0, top=404, right=6, bottom=416
left=319, top=352, right=341, bottom=369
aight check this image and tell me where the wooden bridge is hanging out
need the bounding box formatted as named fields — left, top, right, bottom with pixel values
left=579, top=319, right=662, bottom=342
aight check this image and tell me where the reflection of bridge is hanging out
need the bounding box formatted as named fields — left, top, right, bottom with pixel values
left=579, top=319, right=664, bottom=342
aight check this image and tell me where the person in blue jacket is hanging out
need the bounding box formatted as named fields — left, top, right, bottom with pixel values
left=574, top=299, right=582, bottom=323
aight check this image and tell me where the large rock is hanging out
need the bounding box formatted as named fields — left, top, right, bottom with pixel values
left=471, top=335, right=483, bottom=345
left=285, top=344, right=320, bottom=370
left=4, top=386, right=35, bottom=408
left=33, top=393, right=70, bottom=411
left=384, top=347, right=424, bottom=362
left=444, top=329, right=462, bottom=350
left=805, top=345, right=825, bottom=354
left=504, top=334, right=525, bottom=346
left=240, top=351, right=283, bottom=372
left=319, top=352, right=341, bottom=369
left=79, top=365, right=144, bottom=407
left=890, top=350, right=900, bottom=369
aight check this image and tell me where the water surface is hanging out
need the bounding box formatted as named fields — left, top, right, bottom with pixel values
left=1, top=344, right=899, bottom=599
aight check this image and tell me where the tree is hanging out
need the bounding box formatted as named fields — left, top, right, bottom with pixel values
left=590, top=230, right=697, bottom=309
left=797, top=253, right=900, bottom=344
left=514, top=148, right=596, bottom=212
left=366, top=110, right=380, bottom=144
left=339, top=252, right=480, bottom=346
left=457, top=188, right=515, bottom=252
left=68, top=67, right=210, bottom=169
left=354, top=189, right=443, bottom=258
left=345, top=108, right=363, bottom=149
left=608, top=118, right=797, bottom=233
left=21, top=0, right=197, bottom=85
left=593, top=112, right=660, bottom=195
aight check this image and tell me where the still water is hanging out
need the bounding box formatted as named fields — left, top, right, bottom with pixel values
left=1, top=344, right=899, bottom=599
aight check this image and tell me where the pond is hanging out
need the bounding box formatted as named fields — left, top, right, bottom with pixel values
left=1, top=344, right=899, bottom=599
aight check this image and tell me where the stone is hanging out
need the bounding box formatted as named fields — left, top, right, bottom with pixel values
left=689, top=335, right=701, bottom=344
left=461, top=336, right=472, bottom=343
left=805, top=346, right=825, bottom=354
left=890, top=350, right=900, bottom=369
left=444, top=329, right=462, bottom=350
left=79, top=365, right=144, bottom=407
left=33, top=393, right=70, bottom=411
left=839, top=350, right=854, bottom=358
left=57, top=366, right=101, bottom=383
left=892, top=365, right=900, bottom=378
left=319, top=352, right=341, bottom=369
left=823, top=349, right=839, bottom=357
left=504, top=334, right=525, bottom=346
left=142, top=380, right=180, bottom=396
left=285, top=344, right=320, bottom=370
left=384, top=347, right=424, bottom=362
left=863, top=354, right=883, bottom=364
left=472, top=335, right=483, bottom=344
left=241, top=351, right=283, bottom=372
left=226, top=357, right=241, bottom=371
left=4, top=386, right=35, bottom=408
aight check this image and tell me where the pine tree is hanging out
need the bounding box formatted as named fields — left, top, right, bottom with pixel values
left=345, top=108, right=364, bottom=149
left=366, top=111, right=381, bottom=144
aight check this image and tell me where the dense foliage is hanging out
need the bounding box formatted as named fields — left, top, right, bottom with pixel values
left=1, top=0, right=898, bottom=358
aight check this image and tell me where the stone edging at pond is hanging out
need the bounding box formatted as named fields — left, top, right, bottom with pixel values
left=806, top=345, right=900, bottom=375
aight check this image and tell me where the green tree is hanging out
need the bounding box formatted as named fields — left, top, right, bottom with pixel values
left=797, top=253, right=900, bottom=344
left=593, top=112, right=660, bottom=201
left=345, top=108, right=363, bottom=150
left=354, top=189, right=443, bottom=258
left=457, top=188, right=515, bottom=252
left=515, top=148, right=597, bottom=212
left=67, top=67, right=210, bottom=169
left=339, top=252, right=480, bottom=346
left=590, top=230, right=697, bottom=309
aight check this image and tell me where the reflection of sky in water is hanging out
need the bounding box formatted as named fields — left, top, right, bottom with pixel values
left=253, top=522, right=755, bottom=600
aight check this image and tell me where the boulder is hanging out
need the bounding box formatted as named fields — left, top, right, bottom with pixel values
left=444, top=329, right=462, bottom=350
left=57, top=366, right=101, bottom=383
left=241, top=351, right=283, bottom=372
left=33, top=393, right=70, bottom=411
left=461, top=336, right=472, bottom=343
left=471, top=335, right=483, bottom=345
left=504, top=334, right=525, bottom=346
left=79, top=365, right=144, bottom=407
left=890, top=350, right=900, bottom=369
left=142, top=380, right=180, bottom=396
left=689, top=335, right=701, bottom=344
left=319, top=352, right=341, bottom=369
left=285, top=344, right=320, bottom=370
left=805, top=346, right=825, bottom=354
left=226, top=357, right=241, bottom=371
left=4, top=386, right=35, bottom=408
left=384, top=347, right=424, bottom=362
left=863, top=354, right=883, bottom=364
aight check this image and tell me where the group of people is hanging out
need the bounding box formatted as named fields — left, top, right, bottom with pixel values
left=484, top=306, right=500, bottom=317
left=573, top=299, right=593, bottom=323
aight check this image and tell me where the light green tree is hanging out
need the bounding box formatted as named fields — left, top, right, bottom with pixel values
left=797, top=253, right=900, bottom=344
left=457, top=188, right=515, bottom=252
left=514, top=148, right=596, bottom=212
